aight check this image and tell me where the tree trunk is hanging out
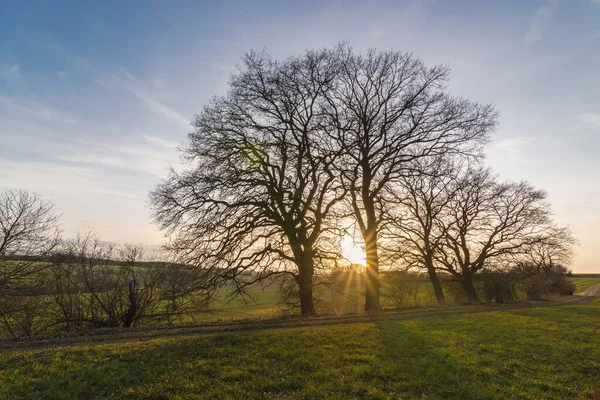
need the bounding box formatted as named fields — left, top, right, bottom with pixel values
left=122, top=281, right=138, bottom=327
left=462, top=272, right=479, bottom=303
left=295, top=272, right=316, bottom=317
left=425, top=257, right=445, bottom=305
left=295, top=249, right=317, bottom=317
left=297, top=277, right=316, bottom=317
left=364, top=227, right=381, bottom=313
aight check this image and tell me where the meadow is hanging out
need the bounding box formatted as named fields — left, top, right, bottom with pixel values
left=1, top=298, right=599, bottom=399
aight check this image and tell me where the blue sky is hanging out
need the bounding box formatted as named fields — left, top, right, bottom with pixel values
left=1, top=0, right=599, bottom=271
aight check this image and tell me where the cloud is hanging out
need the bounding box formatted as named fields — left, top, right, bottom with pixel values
left=1, top=64, right=21, bottom=81
left=52, top=136, right=177, bottom=177
left=580, top=112, right=600, bottom=128
left=130, top=88, right=190, bottom=127
left=94, top=66, right=190, bottom=127
left=523, top=0, right=558, bottom=45
left=0, top=156, right=97, bottom=194
left=0, top=95, right=77, bottom=125
left=0, top=156, right=159, bottom=243
left=60, top=51, right=190, bottom=127
left=494, top=137, right=529, bottom=149
left=143, top=135, right=179, bottom=149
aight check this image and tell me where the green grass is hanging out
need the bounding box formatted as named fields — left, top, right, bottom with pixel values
left=568, top=275, right=600, bottom=293
left=208, top=287, right=284, bottom=319
left=2, top=301, right=600, bottom=399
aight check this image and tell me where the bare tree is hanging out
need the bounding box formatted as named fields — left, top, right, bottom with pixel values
left=0, top=188, right=60, bottom=337
left=0, top=189, right=61, bottom=287
left=151, top=49, right=345, bottom=316
left=435, top=168, right=554, bottom=302
left=50, top=233, right=165, bottom=329
left=514, top=227, right=577, bottom=274
left=509, top=227, right=577, bottom=299
left=383, top=158, right=458, bottom=304
left=327, top=45, right=497, bottom=312
left=116, top=243, right=164, bottom=327
left=158, top=262, right=211, bottom=322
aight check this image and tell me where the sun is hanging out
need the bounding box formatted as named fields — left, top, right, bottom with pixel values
left=341, top=235, right=366, bottom=265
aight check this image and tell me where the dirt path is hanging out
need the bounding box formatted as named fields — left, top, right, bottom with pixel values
left=584, top=284, right=600, bottom=296
left=1, top=294, right=596, bottom=354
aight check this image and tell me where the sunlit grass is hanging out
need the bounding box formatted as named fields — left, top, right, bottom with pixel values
left=2, top=300, right=600, bottom=399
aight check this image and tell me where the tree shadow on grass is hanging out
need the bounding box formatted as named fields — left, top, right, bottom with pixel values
left=2, top=310, right=600, bottom=400
left=374, top=309, right=600, bottom=400
left=509, top=304, right=600, bottom=327
left=0, top=334, right=262, bottom=400
left=373, top=318, right=505, bottom=400
left=0, top=326, right=412, bottom=400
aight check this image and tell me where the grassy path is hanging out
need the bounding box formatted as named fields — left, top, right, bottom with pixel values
left=1, top=294, right=596, bottom=354
left=583, top=284, right=600, bottom=296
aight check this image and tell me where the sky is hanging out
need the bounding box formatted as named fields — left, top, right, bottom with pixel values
left=1, top=0, right=599, bottom=271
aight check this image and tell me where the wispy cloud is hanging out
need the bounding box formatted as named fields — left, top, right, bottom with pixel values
left=129, top=88, right=190, bottom=127
left=93, top=66, right=190, bottom=127
left=579, top=112, right=600, bottom=128
left=494, top=137, right=529, bottom=149
left=0, top=95, right=77, bottom=125
left=61, top=51, right=190, bottom=127
left=52, top=136, right=177, bottom=177
left=523, top=0, right=558, bottom=45
left=0, top=156, right=97, bottom=194
left=143, top=135, right=179, bottom=149
left=1, top=64, right=21, bottom=81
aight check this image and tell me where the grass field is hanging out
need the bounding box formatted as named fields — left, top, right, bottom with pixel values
left=569, top=275, right=600, bottom=294
left=1, top=300, right=599, bottom=399
left=136, top=274, right=600, bottom=324
left=206, top=274, right=600, bottom=321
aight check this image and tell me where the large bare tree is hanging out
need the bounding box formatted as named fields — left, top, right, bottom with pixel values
left=151, top=49, right=345, bottom=316
left=327, top=46, right=497, bottom=312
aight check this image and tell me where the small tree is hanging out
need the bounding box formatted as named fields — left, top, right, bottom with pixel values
left=435, top=168, right=554, bottom=302
left=511, top=227, right=577, bottom=299
left=158, top=262, right=211, bottom=323
left=0, top=189, right=60, bottom=337
left=383, top=158, right=458, bottom=304
left=0, top=189, right=61, bottom=287
left=51, top=233, right=165, bottom=329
